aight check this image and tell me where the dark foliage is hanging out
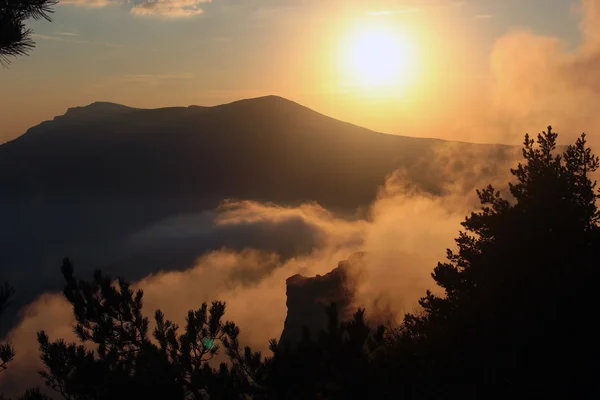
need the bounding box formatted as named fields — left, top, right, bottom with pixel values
left=0, top=0, right=58, bottom=66
left=257, top=304, right=386, bottom=400
left=37, top=259, right=249, bottom=400
left=0, top=282, right=15, bottom=373
left=391, top=127, right=600, bottom=399
left=16, top=388, right=50, bottom=400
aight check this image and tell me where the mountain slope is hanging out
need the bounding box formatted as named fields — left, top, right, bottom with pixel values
left=0, top=96, right=429, bottom=208
left=1, top=96, right=513, bottom=207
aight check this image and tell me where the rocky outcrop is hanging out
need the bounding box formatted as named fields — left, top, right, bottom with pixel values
left=279, top=252, right=366, bottom=346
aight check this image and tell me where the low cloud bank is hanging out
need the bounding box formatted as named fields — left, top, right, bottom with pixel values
left=0, top=149, right=517, bottom=395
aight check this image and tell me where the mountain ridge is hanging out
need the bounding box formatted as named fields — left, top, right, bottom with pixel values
left=14, top=95, right=506, bottom=147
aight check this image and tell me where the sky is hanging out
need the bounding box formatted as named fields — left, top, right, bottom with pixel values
left=0, top=0, right=585, bottom=143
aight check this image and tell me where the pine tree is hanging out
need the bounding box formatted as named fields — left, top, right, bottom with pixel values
left=37, top=259, right=249, bottom=400
left=397, top=127, right=600, bottom=399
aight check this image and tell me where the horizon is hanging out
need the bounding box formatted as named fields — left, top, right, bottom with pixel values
left=1, top=0, right=595, bottom=146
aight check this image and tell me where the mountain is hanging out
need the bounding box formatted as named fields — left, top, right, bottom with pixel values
left=0, top=96, right=513, bottom=207
left=1, top=96, right=423, bottom=206
left=0, top=95, right=516, bottom=333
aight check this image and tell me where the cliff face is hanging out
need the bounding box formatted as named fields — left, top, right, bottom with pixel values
left=279, top=253, right=366, bottom=346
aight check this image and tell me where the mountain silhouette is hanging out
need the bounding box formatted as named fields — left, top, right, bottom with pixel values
left=0, top=96, right=437, bottom=207
left=0, top=95, right=515, bottom=333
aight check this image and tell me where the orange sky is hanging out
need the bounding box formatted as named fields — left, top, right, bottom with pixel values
left=0, top=0, right=589, bottom=145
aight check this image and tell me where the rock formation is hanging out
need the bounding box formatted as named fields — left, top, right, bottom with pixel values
left=279, top=252, right=366, bottom=346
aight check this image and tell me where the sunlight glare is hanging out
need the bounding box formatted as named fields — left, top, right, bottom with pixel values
left=339, top=23, right=419, bottom=95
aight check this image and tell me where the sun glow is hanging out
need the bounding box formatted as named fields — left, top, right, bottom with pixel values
left=339, top=22, right=420, bottom=95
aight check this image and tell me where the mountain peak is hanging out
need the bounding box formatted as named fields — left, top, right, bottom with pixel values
left=248, top=95, right=297, bottom=104
left=64, top=102, right=137, bottom=119
left=210, top=95, right=304, bottom=109
left=62, top=96, right=302, bottom=119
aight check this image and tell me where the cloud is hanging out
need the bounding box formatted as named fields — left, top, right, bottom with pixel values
left=59, top=0, right=115, bottom=6
left=124, top=200, right=365, bottom=267
left=474, top=14, right=493, bottom=19
left=443, top=0, right=600, bottom=145
left=60, top=0, right=212, bottom=17
left=31, top=33, right=124, bottom=48
left=131, top=0, right=212, bottom=17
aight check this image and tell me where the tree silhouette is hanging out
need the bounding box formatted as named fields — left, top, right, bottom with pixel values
left=37, top=258, right=251, bottom=400
left=0, top=0, right=58, bottom=66
left=0, top=282, right=15, bottom=374
left=394, top=127, right=600, bottom=399
left=15, top=388, right=51, bottom=400
left=252, top=303, right=386, bottom=400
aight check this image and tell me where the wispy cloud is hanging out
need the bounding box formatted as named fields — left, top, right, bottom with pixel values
left=31, top=33, right=124, bottom=48
left=59, top=0, right=114, bottom=7
left=60, top=0, right=212, bottom=17
left=474, top=14, right=493, bottom=20
left=131, top=0, right=212, bottom=17
left=56, top=31, right=79, bottom=36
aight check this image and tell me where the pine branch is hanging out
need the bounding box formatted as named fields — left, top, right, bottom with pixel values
left=0, top=0, right=58, bottom=65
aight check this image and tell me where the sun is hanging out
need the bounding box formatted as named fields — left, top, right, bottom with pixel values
left=339, top=24, right=419, bottom=93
